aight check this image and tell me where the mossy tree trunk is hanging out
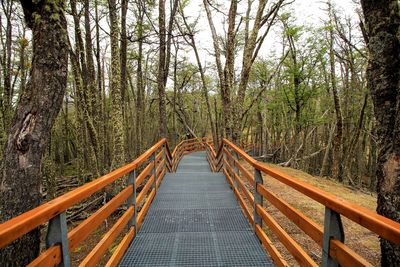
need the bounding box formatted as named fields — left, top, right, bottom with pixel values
left=108, top=0, right=125, bottom=168
left=360, top=0, right=400, bottom=265
left=0, top=0, right=68, bottom=265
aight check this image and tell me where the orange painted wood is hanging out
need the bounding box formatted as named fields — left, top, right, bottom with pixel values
left=105, top=227, right=136, bottom=267
left=223, top=167, right=234, bottom=187
left=156, top=149, right=163, bottom=162
left=223, top=158, right=235, bottom=178
left=233, top=187, right=254, bottom=225
left=223, top=138, right=400, bottom=245
left=68, top=185, right=133, bottom=250
left=255, top=224, right=289, bottom=267
left=235, top=159, right=254, bottom=184
left=136, top=175, right=154, bottom=205
left=137, top=189, right=155, bottom=229
left=156, top=159, right=165, bottom=177
left=330, top=240, right=373, bottom=267
left=233, top=172, right=254, bottom=205
left=136, top=161, right=154, bottom=187
left=157, top=168, right=166, bottom=188
left=79, top=206, right=134, bottom=267
left=257, top=184, right=323, bottom=246
left=223, top=139, right=257, bottom=166
left=0, top=139, right=167, bottom=249
left=256, top=204, right=318, bottom=267
left=27, top=245, right=61, bottom=267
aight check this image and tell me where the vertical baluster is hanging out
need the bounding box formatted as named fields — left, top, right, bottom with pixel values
left=253, top=168, right=263, bottom=232
left=46, top=212, right=70, bottom=267
left=152, top=151, right=157, bottom=191
left=128, top=170, right=137, bottom=229
left=322, top=208, right=344, bottom=267
left=232, top=150, right=239, bottom=189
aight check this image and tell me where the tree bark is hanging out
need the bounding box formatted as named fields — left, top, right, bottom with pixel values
left=328, top=7, right=344, bottom=182
left=158, top=0, right=167, bottom=137
left=0, top=0, right=68, bottom=265
left=360, top=0, right=400, bottom=265
left=108, top=0, right=125, bottom=167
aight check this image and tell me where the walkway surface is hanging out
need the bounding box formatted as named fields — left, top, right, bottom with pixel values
left=119, top=152, right=273, bottom=266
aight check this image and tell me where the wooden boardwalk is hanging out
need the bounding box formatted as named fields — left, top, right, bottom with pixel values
left=119, top=152, right=273, bottom=266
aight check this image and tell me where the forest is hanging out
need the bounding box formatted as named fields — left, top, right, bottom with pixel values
left=0, top=0, right=399, bottom=266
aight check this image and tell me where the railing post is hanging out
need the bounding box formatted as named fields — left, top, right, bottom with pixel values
left=322, top=207, right=344, bottom=267
left=163, top=144, right=167, bottom=172
left=253, top=168, right=263, bottom=232
left=232, top=151, right=239, bottom=189
left=128, top=170, right=137, bottom=229
left=46, top=212, right=70, bottom=267
left=152, top=151, right=157, bottom=191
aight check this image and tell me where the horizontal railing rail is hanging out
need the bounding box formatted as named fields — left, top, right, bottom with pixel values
left=0, top=137, right=209, bottom=267
left=212, top=138, right=400, bottom=267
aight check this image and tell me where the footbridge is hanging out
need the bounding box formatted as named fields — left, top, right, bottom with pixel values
left=0, top=138, right=399, bottom=266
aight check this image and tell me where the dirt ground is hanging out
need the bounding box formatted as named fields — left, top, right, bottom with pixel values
left=240, top=160, right=380, bottom=266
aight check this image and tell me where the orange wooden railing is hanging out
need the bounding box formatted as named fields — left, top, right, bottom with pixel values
left=2, top=137, right=399, bottom=267
left=206, top=138, right=400, bottom=267
left=0, top=137, right=206, bottom=267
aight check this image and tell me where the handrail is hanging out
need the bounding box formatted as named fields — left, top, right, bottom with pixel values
left=213, top=138, right=400, bottom=267
left=222, top=138, right=400, bottom=244
left=0, top=137, right=209, bottom=266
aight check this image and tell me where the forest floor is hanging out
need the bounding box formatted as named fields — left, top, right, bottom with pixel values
left=240, top=160, right=380, bottom=266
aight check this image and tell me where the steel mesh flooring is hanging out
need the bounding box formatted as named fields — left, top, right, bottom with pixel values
left=119, top=152, right=273, bottom=266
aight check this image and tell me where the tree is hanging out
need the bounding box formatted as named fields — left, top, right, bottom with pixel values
left=0, top=0, right=68, bottom=265
left=108, top=0, right=125, bottom=167
left=360, top=0, right=400, bottom=265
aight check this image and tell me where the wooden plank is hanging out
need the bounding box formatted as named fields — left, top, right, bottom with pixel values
left=223, top=158, right=235, bottom=178
left=256, top=204, right=318, bottom=267
left=156, top=149, right=163, bottom=162
left=257, top=184, right=323, bottom=246
left=0, top=139, right=167, bottom=249
left=136, top=161, right=154, bottom=187
left=255, top=224, right=289, bottom=267
left=157, top=169, right=166, bottom=188
left=235, top=159, right=254, bottom=184
left=156, top=159, right=165, bottom=177
left=137, top=189, right=155, bottom=229
left=234, top=172, right=254, bottom=205
left=330, top=239, right=373, bottom=267
left=68, top=185, right=133, bottom=250
left=105, top=227, right=136, bottom=267
left=223, top=139, right=257, bottom=166
left=136, top=175, right=154, bottom=205
left=79, top=206, right=134, bottom=267
left=233, top=187, right=254, bottom=225
left=223, top=167, right=234, bottom=187
left=27, top=245, right=61, bottom=267
left=223, top=138, right=400, bottom=245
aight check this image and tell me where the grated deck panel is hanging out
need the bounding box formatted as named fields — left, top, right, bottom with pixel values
left=119, top=152, right=273, bottom=266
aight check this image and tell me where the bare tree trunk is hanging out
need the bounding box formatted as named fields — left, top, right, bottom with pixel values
left=0, top=1, right=68, bottom=265
left=135, top=1, right=144, bottom=156
left=178, top=10, right=217, bottom=144
left=328, top=7, right=344, bottom=182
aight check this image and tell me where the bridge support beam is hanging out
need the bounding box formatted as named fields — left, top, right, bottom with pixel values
left=46, top=212, right=70, bottom=267
left=253, top=168, right=263, bottom=232
left=322, top=207, right=344, bottom=267
left=128, top=170, right=137, bottom=230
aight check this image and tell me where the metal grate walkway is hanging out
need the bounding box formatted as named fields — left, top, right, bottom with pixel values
left=119, top=152, right=273, bottom=266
